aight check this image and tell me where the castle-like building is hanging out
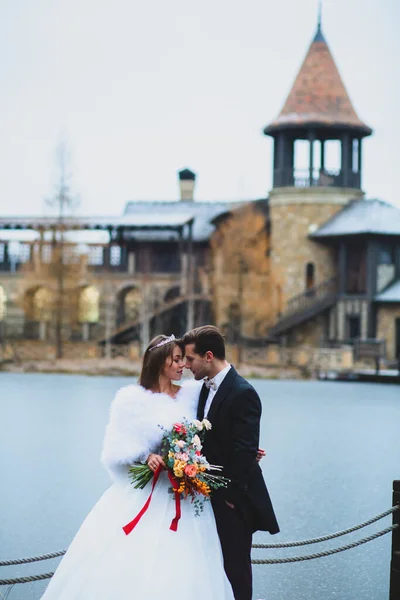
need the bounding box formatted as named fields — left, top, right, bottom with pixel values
left=1, top=18, right=400, bottom=363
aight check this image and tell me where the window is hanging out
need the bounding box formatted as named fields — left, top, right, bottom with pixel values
left=377, top=243, right=396, bottom=292
left=41, top=244, right=52, bottom=264
left=305, top=262, right=315, bottom=293
left=345, top=244, right=367, bottom=294
left=110, top=245, right=122, bottom=266
left=124, top=288, right=141, bottom=323
left=346, top=315, right=361, bottom=340
left=32, top=287, right=53, bottom=322
left=88, top=246, right=104, bottom=266
left=0, top=286, right=6, bottom=320
left=378, top=244, right=395, bottom=265
left=151, top=244, right=180, bottom=273
left=0, top=244, right=4, bottom=263
left=78, top=286, right=100, bottom=323
left=19, top=243, right=31, bottom=263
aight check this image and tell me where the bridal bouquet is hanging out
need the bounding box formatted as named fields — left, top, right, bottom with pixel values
left=128, top=418, right=229, bottom=515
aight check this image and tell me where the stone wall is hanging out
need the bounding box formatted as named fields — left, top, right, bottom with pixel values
left=285, top=315, right=328, bottom=347
left=226, top=343, right=353, bottom=373
left=210, top=204, right=278, bottom=338
left=0, top=340, right=141, bottom=362
left=268, top=187, right=364, bottom=311
left=376, top=305, right=400, bottom=361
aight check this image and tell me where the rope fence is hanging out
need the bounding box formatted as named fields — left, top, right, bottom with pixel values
left=1, top=505, right=398, bottom=586
left=252, top=505, right=399, bottom=549
left=252, top=525, right=397, bottom=564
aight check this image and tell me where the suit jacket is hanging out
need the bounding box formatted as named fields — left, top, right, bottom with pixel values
left=197, top=366, right=279, bottom=534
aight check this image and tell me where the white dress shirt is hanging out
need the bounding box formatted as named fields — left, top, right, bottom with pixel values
left=203, top=364, right=231, bottom=418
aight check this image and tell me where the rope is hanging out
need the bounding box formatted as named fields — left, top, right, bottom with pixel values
left=0, top=524, right=396, bottom=583
left=0, top=573, right=54, bottom=586
left=252, top=504, right=399, bottom=549
left=0, top=551, right=66, bottom=567
left=251, top=524, right=397, bottom=564
left=0, top=507, right=398, bottom=584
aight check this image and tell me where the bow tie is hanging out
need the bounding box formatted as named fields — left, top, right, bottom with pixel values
left=204, top=378, right=217, bottom=391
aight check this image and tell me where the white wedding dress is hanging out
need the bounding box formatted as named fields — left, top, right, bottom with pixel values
left=41, top=380, right=234, bottom=600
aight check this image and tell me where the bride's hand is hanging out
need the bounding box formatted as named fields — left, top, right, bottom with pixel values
left=256, top=448, right=266, bottom=462
left=147, top=453, right=166, bottom=472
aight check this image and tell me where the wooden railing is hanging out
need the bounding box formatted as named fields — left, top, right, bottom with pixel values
left=269, top=277, right=338, bottom=337
left=284, top=277, right=338, bottom=317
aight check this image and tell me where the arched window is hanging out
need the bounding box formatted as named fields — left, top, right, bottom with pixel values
left=24, top=287, right=53, bottom=339
left=116, top=286, right=141, bottom=327
left=78, top=286, right=100, bottom=323
left=305, top=262, right=315, bottom=294
left=78, top=286, right=100, bottom=342
left=0, top=285, right=6, bottom=321
left=124, top=288, right=141, bottom=322
left=164, top=286, right=180, bottom=303
left=33, top=287, right=53, bottom=322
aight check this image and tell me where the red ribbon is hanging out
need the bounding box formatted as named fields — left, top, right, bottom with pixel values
left=167, top=471, right=182, bottom=532
left=122, top=466, right=182, bottom=535
left=122, top=466, right=162, bottom=535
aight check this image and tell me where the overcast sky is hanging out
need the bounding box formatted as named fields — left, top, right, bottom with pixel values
left=0, top=0, right=399, bottom=217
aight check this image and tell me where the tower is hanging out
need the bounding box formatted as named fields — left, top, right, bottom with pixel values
left=264, top=15, right=372, bottom=312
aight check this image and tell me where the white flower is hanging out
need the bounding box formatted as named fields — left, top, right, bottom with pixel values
left=192, top=434, right=202, bottom=450
left=202, top=419, right=212, bottom=430
left=192, top=419, right=203, bottom=431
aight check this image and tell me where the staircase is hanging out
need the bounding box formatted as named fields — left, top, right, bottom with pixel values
left=99, top=293, right=211, bottom=345
left=269, top=277, right=338, bottom=337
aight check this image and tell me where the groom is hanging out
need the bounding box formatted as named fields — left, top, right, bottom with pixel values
left=182, top=325, right=279, bottom=600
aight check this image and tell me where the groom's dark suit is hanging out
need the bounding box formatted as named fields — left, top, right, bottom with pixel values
left=197, top=366, right=279, bottom=600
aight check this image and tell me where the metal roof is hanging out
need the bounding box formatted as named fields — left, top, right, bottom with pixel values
left=375, top=279, right=400, bottom=303
left=0, top=201, right=244, bottom=242
left=0, top=213, right=195, bottom=231
left=123, top=200, right=243, bottom=241
left=311, top=199, right=400, bottom=239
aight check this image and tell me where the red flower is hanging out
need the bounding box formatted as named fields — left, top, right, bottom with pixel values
left=174, top=423, right=183, bottom=433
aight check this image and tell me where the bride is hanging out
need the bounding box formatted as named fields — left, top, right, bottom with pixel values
left=41, top=335, right=235, bottom=599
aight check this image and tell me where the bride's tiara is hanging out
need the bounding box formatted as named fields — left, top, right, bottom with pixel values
left=149, top=334, right=176, bottom=352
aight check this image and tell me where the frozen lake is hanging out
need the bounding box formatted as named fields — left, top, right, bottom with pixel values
left=0, top=373, right=399, bottom=599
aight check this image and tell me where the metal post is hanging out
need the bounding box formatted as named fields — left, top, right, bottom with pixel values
left=186, top=220, right=195, bottom=332
left=105, top=282, right=114, bottom=360
left=278, top=133, right=286, bottom=186
left=320, top=140, right=325, bottom=172
left=140, top=248, right=151, bottom=355
left=178, top=227, right=185, bottom=295
left=140, top=279, right=150, bottom=355
left=390, top=480, right=400, bottom=600
left=358, top=139, right=363, bottom=188
left=342, top=133, right=350, bottom=187
left=309, top=132, right=315, bottom=186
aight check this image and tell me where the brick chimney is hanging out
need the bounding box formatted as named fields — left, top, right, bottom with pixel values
left=178, top=168, right=196, bottom=202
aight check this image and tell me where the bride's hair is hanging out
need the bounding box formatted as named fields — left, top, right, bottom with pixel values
left=139, top=335, right=184, bottom=391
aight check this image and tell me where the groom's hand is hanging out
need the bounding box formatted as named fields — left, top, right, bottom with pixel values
left=256, top=448, right=266, bottom=462
left=147, top=453, right=166, bottom=472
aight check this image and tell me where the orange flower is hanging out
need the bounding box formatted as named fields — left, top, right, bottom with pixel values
left=193, top=478, right=211, bottom=496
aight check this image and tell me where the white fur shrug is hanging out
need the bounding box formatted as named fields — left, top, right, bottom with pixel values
left=101, top=379, right=202, bottom=481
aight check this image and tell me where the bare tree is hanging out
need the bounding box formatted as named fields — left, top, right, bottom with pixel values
left=41, top=142, right=81, bottom=357
left=45, top=142, right=80, bottom=357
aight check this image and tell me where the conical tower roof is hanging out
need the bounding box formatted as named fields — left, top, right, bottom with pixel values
left=264, top=21, right=372, bottom=136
